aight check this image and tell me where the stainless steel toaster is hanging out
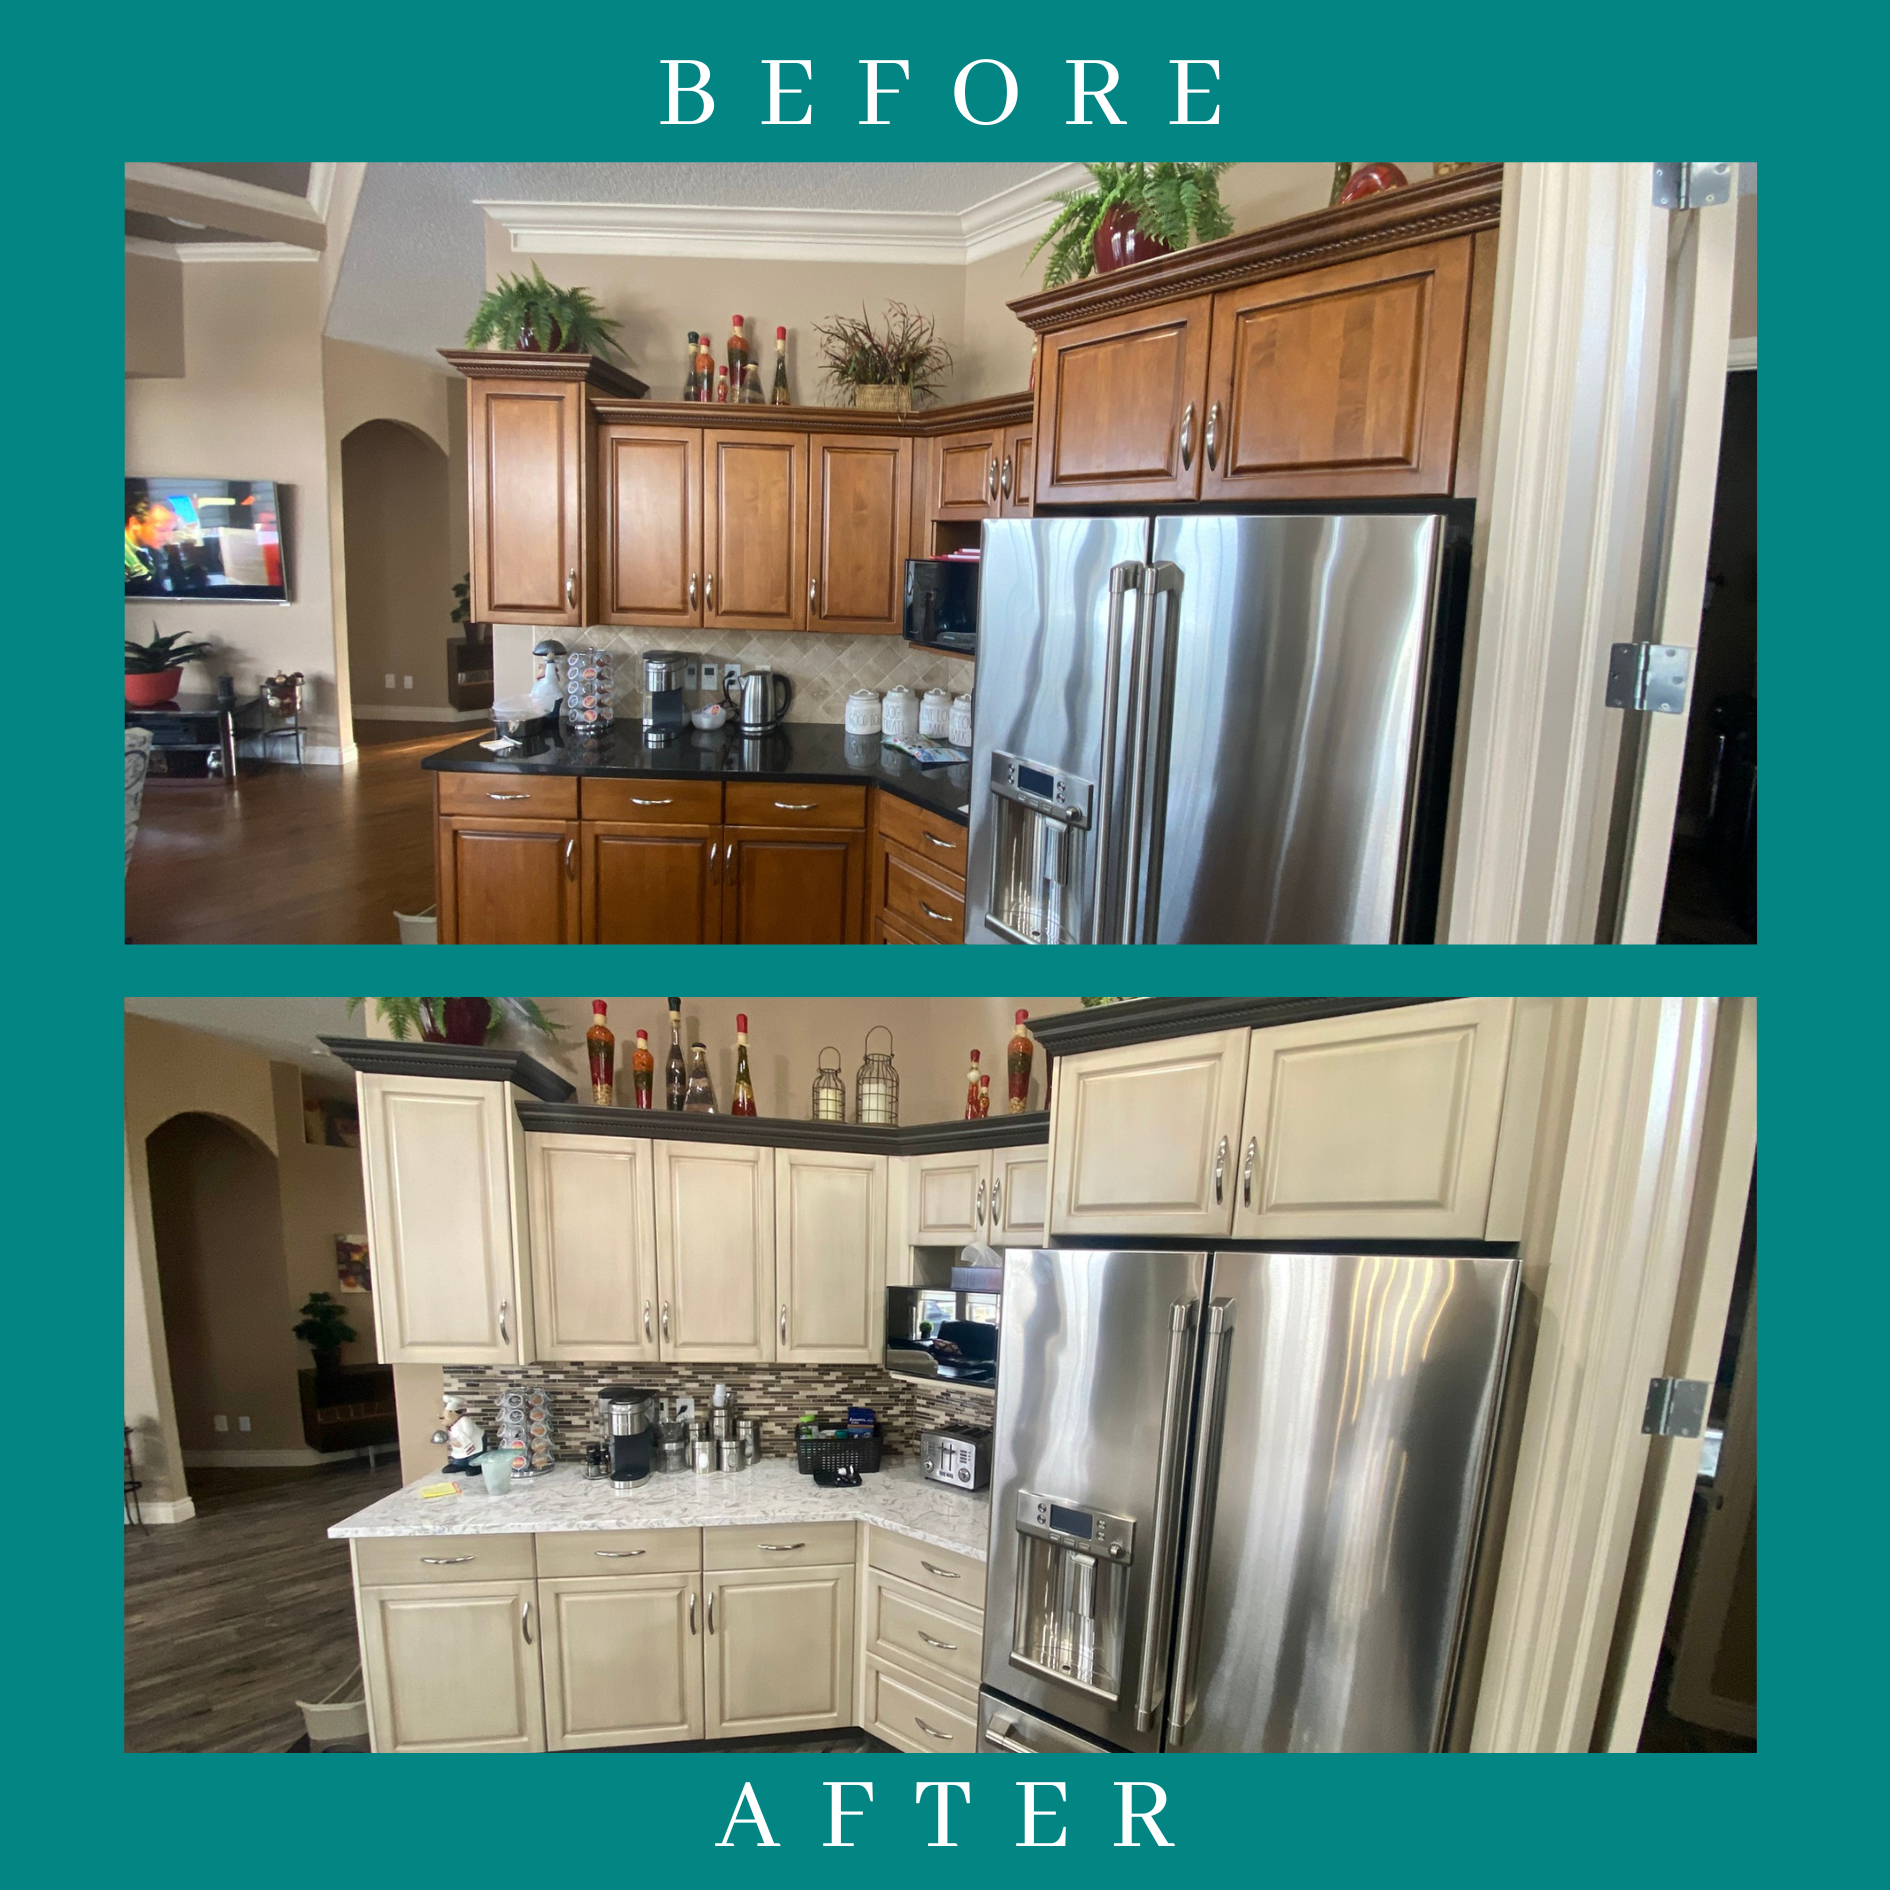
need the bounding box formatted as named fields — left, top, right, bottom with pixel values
left=920, top=1425, right=992, bottom=1492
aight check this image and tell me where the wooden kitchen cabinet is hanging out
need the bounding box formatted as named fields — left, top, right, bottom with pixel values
left=358, top=1073, right=531, bottom=1364
left=1198, top=239, right=1476, bottom=501
left=704, top=1566, right=856, bottom=1738
left=437, top=815, right=580, bottom=945
left=525, top=1132, right=659, bottom=1361
left=908, top=1148, right=992, bottom=1245
left=932, top=427, right=1001, bottom=520
left=538, top=1572, right=704, bottom=1749
left=1046, top=1029, right=1250, bottom=1240
left=991, top=1147, right=1049, bottom=1244
left=704, top=428, right=807, bottom=630
left=467, top=377, right=588, bottom=626
left=1230, top=998, right=1516, bottom=1241
left=870, top=792, right=967, bottom=944
left=358, top=1580, right=545, bottom=1752
left=999, top=422, right=1034, bottom=516
left=809, top=432, right=911, bottom=634
left=653, top=1139, right=775, bottom=1361
left=598, top=425, right=701, bottom=624
left=583, top=822, right=723, bottom=945
left=774, top=1147, right=886, bottom=1363
left=1032, top=296, right=1213, bottom=507
left=722, top=826, right=866, bottom=944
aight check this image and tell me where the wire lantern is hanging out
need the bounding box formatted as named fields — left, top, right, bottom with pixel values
left=855, top=1026, right=899, bottom=1126
left=811, top=1046, right=847, bottom=1123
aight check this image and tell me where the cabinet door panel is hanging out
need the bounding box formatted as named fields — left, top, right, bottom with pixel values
left=933, top=430, right=998, bottom=520
left=863, top=1657, right=977, bottom=1754
left=723, top=827, right=864, bottom=944
left=862, top=1567, right=984, bottom=1693
left=359, top=1580, right=543, bottom=1752
left=599, top=427, right=701, bottom=624
left=470, top=381, right=582, bottom=624
left=704, top=429, right=807, bottom=629
left=992, top=1150, right=1048, bottom=1244
left=775, top=1148, right=886, bottom=1363
left=909, top=1150, right=990, bottom=1244
left=654, top=1140, right=774, bottom=1361
left=1201, top=239, right=1474, bottom=500
left=539, top=1573, right=703, bottom=1749
left=1047, top=1030, right=1249, bottom=1239
left=360, top=1075, right=524, bottom=1363
left=584, top=823, right=722, bottom=945
left=704, top=1567, right=854, bottom=1737
left=1234, top=999, right=1515, bottom=1239
left=810, top=433, right=911, bottom=633
left=1000, top=423, right=1035, bottom=516
left=1036, top=298, right=1211, bottom=505
left=526, top=1133, right=658, bottom=1361
left=438, top=817, right=578, bottom=945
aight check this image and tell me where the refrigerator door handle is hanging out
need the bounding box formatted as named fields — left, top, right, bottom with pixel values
left=1130, top=562, right=1185, bottom=943
left=1167, top=1296, right=1236, bottom=1750
left=1093, top=562, right=1144, bottom=943
left=1133, top=1298, right=1198, bottom=1732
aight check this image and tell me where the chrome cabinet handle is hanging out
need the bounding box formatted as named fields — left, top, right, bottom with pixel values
left=708, top=840, right=718, bottom=872
left=705, top=572, right=715, bottom=611
left=809, top=576, right=819, bottom=609
left=594, top=1548, right=646, bottom=1558
left=915, top=1716, right=953, bottom=1742
left=487, top=792, right=530, bottom=801
left=661, top=1301, right=670, bottom=1342
left=521, top=1599, right=533, bottom=1645
left=987, top=458, right=999, bottom=499
left=629, top=796, right=673, bottom=806
left=564, top=568, right=576, bottom=608
left=916, top=1630, right=958, bottom=1652
left=921, top=831, right=957, bottom=851
left=779, top=1304, right=788, bottom=1344
left=976, top=1178, right=986, bottom=1227
left=689, top=1589, right=698, bottom=1634
left=1179, top=402, right=1195, bottom=471
left=563, top=837, right=576, bottom=878
left=1205, top=401, right=1220, bottom=470
left=1133, top=1298, right=1196, bottom=1731
left=1168, top=1298, right=1236, bottom=1749
left=991, top=1178, right=1002, bottom=1226
left=421, top=1555, right=474, bottom=1565
left=707, top=1589, right=715, bottom=1634
left=1242, top=1136, right=1256, bottom=1210
left=1000, top=455, right=1012, bottom=498
left=689, top=572, right=698, bottom=609
left=919, top=901, right=951, bottom=923
left=920, top=1561, right=960, bottom=1580
left=773, top=800, right=818, bottom=811
left=644, top=1299, right=653, bottom=1342
left=498, top=1298, right=509, bottom=1344
left=1213, top=1137, right=1227, bottom=1207
left=757, top=1542, right=805, bottom=1552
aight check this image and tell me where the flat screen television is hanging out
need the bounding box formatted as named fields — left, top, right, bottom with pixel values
left=125, top=476, right=288, bottom=602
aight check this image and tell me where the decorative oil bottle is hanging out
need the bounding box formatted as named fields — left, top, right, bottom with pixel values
left=631, top=1029, right=654, bottom=1109
left=732, top=1015, right=757, bottom=1115
left=684, top=1042, right=719, bottom=1113
left=1007, top=1009, right=1033, bottom=1114
left=587, top=1001, right=615, bottom=1106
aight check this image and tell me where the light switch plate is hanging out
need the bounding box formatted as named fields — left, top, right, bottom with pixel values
left=683, top=662, right=699, bottom=691
left=701, top=662, right=719, bottom=690
left=213, top=1414, right=229, bottom=1433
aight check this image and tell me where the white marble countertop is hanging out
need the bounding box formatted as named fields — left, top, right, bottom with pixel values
left=329, top=1456, right=990, bottom=1561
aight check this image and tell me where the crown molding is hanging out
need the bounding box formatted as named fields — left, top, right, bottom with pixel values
left=306, top=161, right=338, bottom=219
left=479, top=164, right=1087, bottom=267
left=125, top=235, right=318, bottom=263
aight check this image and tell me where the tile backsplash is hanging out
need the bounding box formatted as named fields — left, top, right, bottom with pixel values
left=441, top=1359, right=994, bottom=1462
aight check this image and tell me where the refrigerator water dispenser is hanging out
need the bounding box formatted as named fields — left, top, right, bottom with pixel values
left=1010, top=1490, right=1135, bottom=1700
left=985, top=753, right=1093, bottom=944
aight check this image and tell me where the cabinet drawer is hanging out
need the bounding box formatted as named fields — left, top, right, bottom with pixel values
left=726, top=781, right=867, bottom=829
left=704, top=1520, right=858, bottom=1570
left=880, top=845, right=964, bottom=943
left=581, top=777, right=722, bottom=824
left=534, top=1527, right=701, bottom=1579
left=864, top=1567, right=984, bottom=1691
left=353, top=1533, right=536, bottom=1587
left=863, top=1656, right=978, bottom=1754
left=436, top=773, right=579, bottom=819
left=875, top=792, right=968, bottom=882
left=867, top=1528, right=986, bottom=1606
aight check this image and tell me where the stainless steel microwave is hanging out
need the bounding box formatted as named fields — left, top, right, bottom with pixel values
left=903, top=558, right=979, bottom=653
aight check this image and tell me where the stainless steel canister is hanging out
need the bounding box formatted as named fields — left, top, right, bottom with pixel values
left=691, top=1439, right=717, bottom=1474
left=718, top=1439, right=741, bottom=1474
left=737, top=1419, right=760, bottom=1466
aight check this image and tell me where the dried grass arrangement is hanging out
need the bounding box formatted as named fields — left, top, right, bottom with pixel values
left=812, top=302, right=953, bottom=409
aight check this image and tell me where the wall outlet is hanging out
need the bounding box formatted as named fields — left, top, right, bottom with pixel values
left=402, top=676, right=414, bottom=690
left=723, top=661, right=741, bottom=686
left=683, top=661, right=699, bottom=692
left=701, top=662, right=719, bottom=691
left=384, top=673, right=395, bottom=690
left=213, top=1414, right=229, bottom=1433
left=238, top=1416, right=251, bottom=1433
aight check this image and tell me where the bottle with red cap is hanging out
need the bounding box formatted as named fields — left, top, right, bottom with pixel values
left=976, top=1073, right=991, bottom=1118
left=1007, top=1009, right=1033, bottom=1114
left=732, top=1014, right=756, bottom=1116
left=964, top=1048, right=982, bottom=1120
left=630, top=1029, right=654, bottom=1108
left=771, top=325, right=790, bottom=405
left=586, top=1001, right=615, bottom=1106
left=727, top=313, right=750, bottom=387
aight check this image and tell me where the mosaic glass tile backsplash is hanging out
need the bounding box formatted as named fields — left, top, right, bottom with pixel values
left=441, top=1359, right=995, bottom=1461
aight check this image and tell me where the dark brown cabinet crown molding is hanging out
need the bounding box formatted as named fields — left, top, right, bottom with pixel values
left=514, top=1102, right=1049, bottom=1154
left=1008, top=166, right=1504, bottom=333
left=586, top=391, right=1032, bottom=437
left=318, top=1036, right=576, bottom=1100
left=439, top=348, right=649, bottom=398
left=1028, top=997, right=1441, bottom=1062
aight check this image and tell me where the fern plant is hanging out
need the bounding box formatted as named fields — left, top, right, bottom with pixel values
left=348, top=997, right=563, bottom=1043
left=1031, top=162, right=1234, bottom=289
left=465, top=264, right=624, bottom=359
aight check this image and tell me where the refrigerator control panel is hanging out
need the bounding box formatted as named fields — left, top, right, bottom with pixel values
left=989, top=752, right=1093, bottom=829
left=1015, top=1489, right=1136, bottom=1563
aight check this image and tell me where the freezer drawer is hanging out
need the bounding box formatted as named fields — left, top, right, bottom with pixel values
left=979, top=1689, right=1118, bottom=1755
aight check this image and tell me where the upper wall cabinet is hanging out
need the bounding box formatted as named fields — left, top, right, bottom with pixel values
left=809, top=434, right=911, bottom=634
left=599, top=426, right=702, bottom=626
left=704, top=429, right=808, bottom=631
left=775, top=1147, right=886, bottom=1363
left=525, top=1132, right=660, bottom=1361
left=653, top=1139, right=776, bottom=1362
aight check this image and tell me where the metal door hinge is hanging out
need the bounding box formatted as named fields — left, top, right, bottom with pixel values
left=1652, top=163, right=1733, bottom=210
left=1607, top=642, right=1691, bottom=714
left=1642, top=1376, right=1710, bottom=1439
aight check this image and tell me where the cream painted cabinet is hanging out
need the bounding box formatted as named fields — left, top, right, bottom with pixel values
left=775, top=1147, right=886, bottom=1363
left=537, top=1572, right=703, bottom=1749
left=525, top=1133, right=659, bottom=1361
left=358, top=1580, right=545, bottom=1752
left=358, top=1074, right=531, bottom=1364
left=1046, top=1030, right=1250, bottom=1240
left=908, top=1148, right=992, bottom=1244
left=704, top=1566, right=856, bottom=1737
left=991, top=1149, right=1048, bottom=1245
left=1231, top=1000, right=1517, bottom=1241
left=654, top=1139, right=775, bottom=1361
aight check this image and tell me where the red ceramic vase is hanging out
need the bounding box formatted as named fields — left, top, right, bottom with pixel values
left=1092, top=205, right=1173, bottom=275
left=431, top=998, right=493, bottom=1046
left=1337, top=162, right=1410, bottom=206
left=126, top=670, right=183, bottom=708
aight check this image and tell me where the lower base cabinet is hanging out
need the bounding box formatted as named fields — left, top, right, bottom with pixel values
left=539, top=1572, right=704, bottom=1749
left=705, top=1565, right=857, bottom=1737
left=358, top=1579, right=545, bottom=1753
left=862, top=1655, right=978, bottom=1754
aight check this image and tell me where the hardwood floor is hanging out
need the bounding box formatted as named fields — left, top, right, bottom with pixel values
left=126, top=731, right=462, bottom=944
left=125, top=1460, right=400, bottom=1753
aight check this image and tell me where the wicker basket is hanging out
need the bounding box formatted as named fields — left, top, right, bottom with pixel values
left=853, top=384, right=914, bottom=413
left=796, top=1423, right=883, bottom=1476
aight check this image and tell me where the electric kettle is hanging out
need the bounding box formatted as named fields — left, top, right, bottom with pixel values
left=725, top=666, right=793, bottom=734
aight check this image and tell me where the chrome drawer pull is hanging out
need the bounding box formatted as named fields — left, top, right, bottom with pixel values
left=594, top=1548, right=646, bottom=1558
left=773, top=800, right=819, bottom=811
left=487, top=792, right=530, bottom=801
left=917, top=1629, right=958, bottom=1651
left=915, top=1716, right=953, bottom=1742
left=629, top=796, right=673, bottom=806
left=420, top=1555, right=474, bottom=1565
left=919, top=901, right=951, bottom=923
left=757, top=1542, right=805, bottom=1552
left=921, top=832, right=958, bottom=851
left=919, top=1560, right=960, bottom=1580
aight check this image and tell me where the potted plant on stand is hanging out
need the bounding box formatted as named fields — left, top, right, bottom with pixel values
left=294, top=1292, right=357, bottom=1402
left=125, top=624, right=216, bottom=707
left=813, top=303, right=953, bottom=411
left=1031, top=162, right=1235, bottom=287
left=465, top=264, right=626, bottom=359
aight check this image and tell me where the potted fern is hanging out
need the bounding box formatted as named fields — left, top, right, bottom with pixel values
left=125, top=624, right=216, bottom=707
left=348, top=996, right=563, bottom=1047
left=465, top=264, right=625, bottom=359
left=1031, top=163, right=1235, bottom=288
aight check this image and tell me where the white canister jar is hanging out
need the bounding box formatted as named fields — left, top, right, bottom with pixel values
left=845, top=688, right=882, bottom=735
left=919, top=688, right=951, bottom=738
left=949, top=692, right=973, bottom=747
left=881, top=686, right=918, bottom=739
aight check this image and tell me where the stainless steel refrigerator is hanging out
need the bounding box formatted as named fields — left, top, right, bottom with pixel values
left=978, top=1246, right=1518, bottom=1754
left=964, top=512, right=1465, bottom=943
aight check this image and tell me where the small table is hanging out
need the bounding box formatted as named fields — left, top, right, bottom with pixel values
left=126, top=693, right=264, bottom=784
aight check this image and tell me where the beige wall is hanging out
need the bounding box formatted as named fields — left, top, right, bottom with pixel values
left=125, top=252, right=184, bottom=379
left=269, top=1063, right=376, bottom=1369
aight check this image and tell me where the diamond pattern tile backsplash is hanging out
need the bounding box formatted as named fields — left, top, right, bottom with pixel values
left=441, top=1360, right=995, bottom=1462
left=569, top=625, right=973, bottom=725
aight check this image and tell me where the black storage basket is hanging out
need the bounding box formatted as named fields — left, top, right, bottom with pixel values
left=796, top=1424, right=883, bottom=1476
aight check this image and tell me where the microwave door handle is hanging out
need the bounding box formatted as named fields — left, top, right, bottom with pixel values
left=1167, top=1296, right=1235, bottom=1751
left=1133, top=1297, right=1198, bottom=1732
left=1119, top=566, right=1157, bottom=945
left=1091, top=562, right=1141, bottom=943
left=1134, top=562, right=1185, bottom=944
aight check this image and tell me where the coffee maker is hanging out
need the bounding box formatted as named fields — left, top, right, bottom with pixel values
left=641, top=651, right=689, bottom=740
left=605, top=1391, right=657, bottom=1490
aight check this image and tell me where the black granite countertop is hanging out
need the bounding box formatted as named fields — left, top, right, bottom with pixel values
left=423, top=720, right=972, bottom=825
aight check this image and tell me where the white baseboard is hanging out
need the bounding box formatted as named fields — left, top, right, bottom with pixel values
left=1726, top=335, right=1757, bottom=371
left=350, top=704, right=488, bottom=723
left=182, top=1446, right=372, bottom=1468
left=304, top=743, right=347, bottom=766
left=132, top=1496, right=197, bottom=1525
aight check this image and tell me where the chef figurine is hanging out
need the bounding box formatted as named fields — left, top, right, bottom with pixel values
left=434, top=1396, right=487, bottom=1475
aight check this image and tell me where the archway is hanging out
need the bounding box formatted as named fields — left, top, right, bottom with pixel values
left=340, top=419, right=482, bottom=743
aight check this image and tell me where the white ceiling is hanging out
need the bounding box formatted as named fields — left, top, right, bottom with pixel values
left=124, top=997, right=359, bottom=1076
